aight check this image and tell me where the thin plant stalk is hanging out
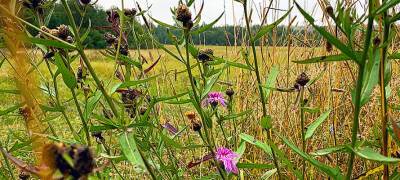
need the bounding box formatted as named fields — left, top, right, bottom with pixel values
left=242, top=1, right=281, bottom=178
left=60, top=0, right=120, bottom=118
left=346, top=1, right=374, bottom=178
left=379, top=2, right=390, bottom=179
left=299, top=87, right=306, bottom=178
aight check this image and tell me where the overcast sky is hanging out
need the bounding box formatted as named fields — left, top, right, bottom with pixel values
left=95, top=0, right=332, bottom=26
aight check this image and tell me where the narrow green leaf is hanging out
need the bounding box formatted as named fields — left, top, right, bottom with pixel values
left=310, top=145, right=348, bottom=156
left=240, top=133, right=271, bottom=155
left=54, top=53, right=77, bottom=89
left=360, top=49, right=380, bottom=106
left=149, top=16, right=178, bottom=29
left=295, top=2, right=357, bottom=61
left=265, top=65, right=279, bottom=100
left=354, top=147, right=400, bottom=163
left=0, top=104, right=22, bottom=116
left=293, top=54, right=353, bottom=64
left=237, top=163, right=274, bottom=169
left=111, top=75, right=158, bottom=93
left=26, top=36, right=75, bottom=49
left=277, top=132, right=344, bottom=178
left=374, top=0, right=400, bottom=15
left=119, top=132, right=146, bottom=169
left=261, top=168, right=277, bottom=179
left=80, top=19, right=91, bottom=42
left=160, top=133, right=183, bottom=149
left=83, top=91, right=102, bottom=121
left=305, top=110, right=331, bottom=140
left=253, top=8, right=292, bottom=41
left=191, top=13, right=224, bottom=35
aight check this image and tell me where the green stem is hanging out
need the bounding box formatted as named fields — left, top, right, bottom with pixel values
left=346, top=2, right=373, bottom=178
left=300, top=87, right=306, bottom=178
left=379, top=4, right=390, bottom=179
left=60, top=0, right=119, bottom=118
left=71, top=89, right=91, bottom=146
left=183, top=30, right=227, bottom=180
left=243, top=1, right=281, bottom=178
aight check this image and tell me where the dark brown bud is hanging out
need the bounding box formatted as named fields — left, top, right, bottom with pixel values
left=294, top=72, right=310, bottom=88
left=119, top=44, right=129, bottom=56
left=185, top=111, right=196, bottom=120
left=373, top=36, right=381, bottom=46
left=225, top=88, right=235, bottom=97
left=71, top=145, right=95, bottom=178
left=176, top=4, right=192, bottom=28
left=326, top=6, right=334, bottom=18
left=78, top=0, right=91, bottom=5
left=197, top=49, right=214, bottom=62
left=191, top=121, right=201, bottom=131
left=325, top=41, right=333, bottom=52
left=43, top=51, right=55, bottom=59
left=76, top=66, right=83, bottom=83
left=18, top=171, right=30, bottom=180
left=57, top=24, right=70, bottom=40
left=124, top=8, right=137, bottom=17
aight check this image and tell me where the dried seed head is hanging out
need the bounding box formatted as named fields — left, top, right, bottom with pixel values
left=119, top=45, right=129, bottom=56
left=57, top=25, right=70, bottom=40
left=373, top=36, right=381, bottom=46
left=18, top=171, right=30, bottom=180
left=176, top=4, right=192, bottom=28
left=185, top=111, right=196, bottom=120
left=78, top=0, right=91, bottom=5
left=72, top=146, right=95, bottom=178
left=104, top=32, right=117, bottom=45
left=191, top=121, right=202, bottom=132
left=294, top=72, right=310, bottom=88
left=106, top=9, right=119, bottom=23
left=225, top=88, right=235, bottom=97
left=76, top=66, right=84, bottom=83
left=124, top=8, right=137, bottom=17
left=21, top=0, right=44, bottom=9
left=326, top=5, right=334, bottom=18
left=325, top=41, right=333, bottom=52
left=197, top=49, right=214, bottom=62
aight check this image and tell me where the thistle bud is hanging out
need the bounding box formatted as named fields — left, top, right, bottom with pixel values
left=225, top=88, right=234, bottom=97
left=197, top=49, right=214, bottom=62
left=373, top=36, right=381, bottom=46
left=57, top=24, right=70, bottom=40
left=191, top=121, right=202, bottom=131
left=294, top=72, right=310, bottom=90
left=78, top=0, right=91, bottom=5
left=43, top=51, right=55, bottom=59
left=18, top=171, right=30, bottom=180
left=326, top=5, right=334, bottom=18
left=124, top=8, right=137, bottom=17
left=325, top=41, right=333, bottom=52
left=185, top=111, right=196, bottom=120
left=176, top=4, right=192, bottom=29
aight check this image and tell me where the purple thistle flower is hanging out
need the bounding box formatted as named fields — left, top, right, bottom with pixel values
left=202, top=92, right=227, bottom=107
left=215, top=147, right=239, bottom=174
left=162, top=122, right=179, bottom=135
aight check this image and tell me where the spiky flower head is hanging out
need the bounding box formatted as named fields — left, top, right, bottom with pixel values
left=215, top=147, right=239, bottom=174
left=294, top=72, right=310, bottom=90
left=202, top=92, right=226, bottom=108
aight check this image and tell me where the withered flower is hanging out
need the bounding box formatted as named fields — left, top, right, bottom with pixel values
left=197, top=49, right=214, bottom=62
left=294, top=72, right=310, bottom=90
left=176, top=4, right=193, bottom=29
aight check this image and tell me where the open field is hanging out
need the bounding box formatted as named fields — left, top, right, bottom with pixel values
left=3, top=0, right=400, bottom=179
left=2, top=45, right=400, bottom=179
